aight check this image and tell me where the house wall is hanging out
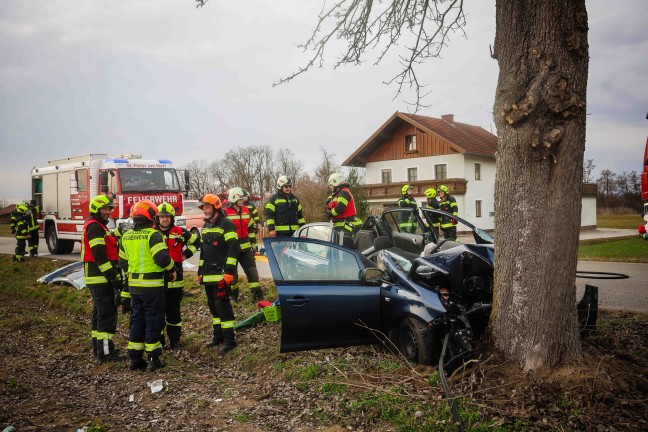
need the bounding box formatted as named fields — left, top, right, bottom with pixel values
left=581, top=196, right=597, bottom=229
left=366, top=154, right=465, bottom=183
left=463, top=155, right=496, bottom=229
left=368, top=122, right=455, bottom=162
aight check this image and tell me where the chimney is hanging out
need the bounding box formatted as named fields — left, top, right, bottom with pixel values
left=441, top=114, right=454, bottom=123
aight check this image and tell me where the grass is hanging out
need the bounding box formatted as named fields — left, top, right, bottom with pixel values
left=597, top=214, right=645, bottom=229
left=578, top=236, right=648, bottom=263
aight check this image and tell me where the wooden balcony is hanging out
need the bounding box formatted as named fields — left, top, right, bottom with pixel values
left=361, top=179, right=468, bottom=200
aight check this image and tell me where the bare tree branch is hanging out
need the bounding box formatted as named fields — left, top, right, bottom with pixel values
left=273, top=0, right=466, bottom=111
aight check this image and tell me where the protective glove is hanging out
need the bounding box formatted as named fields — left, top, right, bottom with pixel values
left=197, top=274, right=203, bottom=285
left=110, top=279, right=123, bottom=307
left=451, top=218, right=458, bottom=225
left=216, top=278, right=231, bottom=300
left=223, top=273, right=234, bottom=285
left=11, top=228, right=16, bottom=235
left=230, top=287, right=240, bottom=302
left=121, top=296, right=131, bottom=313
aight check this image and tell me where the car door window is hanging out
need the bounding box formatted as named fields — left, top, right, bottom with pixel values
left=270, top=239, right=361, bottom=281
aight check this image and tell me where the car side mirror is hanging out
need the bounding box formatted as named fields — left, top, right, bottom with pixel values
left=361, top=268, right=384, bottom=285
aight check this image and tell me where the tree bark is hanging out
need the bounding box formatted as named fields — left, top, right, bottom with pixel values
left=491, top=0, right=589, bottom=370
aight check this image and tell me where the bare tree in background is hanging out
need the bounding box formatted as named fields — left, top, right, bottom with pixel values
left=274, top=149, right=303, bottom=187
left=183, top=160, right=217, bottom=199
left=314, top=148, right=340, bottom=184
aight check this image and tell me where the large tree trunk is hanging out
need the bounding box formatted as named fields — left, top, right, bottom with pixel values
left=491, top=0, right=589, bottom=370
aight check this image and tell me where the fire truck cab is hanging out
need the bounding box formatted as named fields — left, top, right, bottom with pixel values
left=31, top=153, right=187, bottom=254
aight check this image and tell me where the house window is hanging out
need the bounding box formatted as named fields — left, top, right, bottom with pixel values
left=407, top=167, right=418, bottom=182
left=382, top=169, right=392, bottom=184
left=475, top=200, right=482, bottom=218
left=435, top=164, right=447, bottom=180
left=475, top=163, right=482, bottom=181
left=405, top=135, right=417, bottom=152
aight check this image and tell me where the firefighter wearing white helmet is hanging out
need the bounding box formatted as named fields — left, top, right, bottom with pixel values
left=241, top=189, right=260, bottom=251
left=265, top=175, right=305, bottom=237
left=224, top=187, right=263, bottom=302
left=437, top=185, right=459, bottom=240
left=397, top=184, right=418, bottom=233
left=326, top=173, right=362, bottom=236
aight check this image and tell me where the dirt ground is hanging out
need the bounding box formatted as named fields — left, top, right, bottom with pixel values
left=0, top=256, right=647, bottom=431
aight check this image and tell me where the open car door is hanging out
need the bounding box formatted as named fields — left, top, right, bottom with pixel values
left=264, top=237, right=382, bottom=353
left=380, top=208, right=437, bottom=254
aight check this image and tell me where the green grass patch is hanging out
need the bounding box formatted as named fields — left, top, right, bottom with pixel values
left=578, top=237, right=648, bottom=263
left=597, top=214, right=645, bottom=229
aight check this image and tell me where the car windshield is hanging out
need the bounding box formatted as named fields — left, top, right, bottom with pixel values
left=183, top=200, right=199, bottom=212
left=120, top=168, right=180, bottom=193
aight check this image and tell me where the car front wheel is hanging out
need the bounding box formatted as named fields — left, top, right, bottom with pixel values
left=397, top=317, right=440, bottom=366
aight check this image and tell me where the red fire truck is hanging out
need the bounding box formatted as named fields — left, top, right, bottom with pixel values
left=31, top=154, right=188, bottom=254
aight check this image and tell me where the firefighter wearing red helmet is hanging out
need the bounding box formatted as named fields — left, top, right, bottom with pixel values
left=82, top=195, right=125, bottom=364
left=119, top=199, right=176, bottom=372
left=155, top=202, right=201, bottom=350
left=198, top=194, right=240, bottom=354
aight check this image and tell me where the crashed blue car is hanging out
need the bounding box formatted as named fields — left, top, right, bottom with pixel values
left=265, top=207, right=597, bottom=368
left=264, top=208, right=495, bottom=368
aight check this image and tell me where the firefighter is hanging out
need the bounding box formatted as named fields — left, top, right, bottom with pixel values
left=198, top=194, right=240, bottom=355
left=26, top=199, right=40, bottom=257
left=11, top=202, right=30, bottom=262
left=398, top=185, right=418, bottom=233
left=82, top=195, right=125, bottom=364
left=438, top=185, right=459, bottom=240
left=326, top=173, right=363, bottom=237
left=242, top=189, right=260, bottom=253
left=264, top=176, right=305, bottom=237
left=119, top=200, right=176, bottom=372
left=424, top=188, right=441, bottom=234
left=225, top=187, right=263, bottom=302
left=156, top=202, right=201, bottom=349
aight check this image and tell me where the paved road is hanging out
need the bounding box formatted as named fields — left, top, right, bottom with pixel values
left=1, top=234, right=646, bottom=312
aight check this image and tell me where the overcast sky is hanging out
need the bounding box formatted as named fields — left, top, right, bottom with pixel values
left=1, top=0, right=646, bottom=203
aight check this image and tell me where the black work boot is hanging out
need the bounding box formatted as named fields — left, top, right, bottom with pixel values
left=146, top=355, right=166, bottom=372
left=205, top=327, right=223, bottom=347
left=129, top=358, right=147, bottom=371
left=98, top=350, right=126, bottom=364
left=250, top=287, right=263, bottom=302
left=219, top=328, right=237, bottom=356
left=169, top=337, right=181, bottom=350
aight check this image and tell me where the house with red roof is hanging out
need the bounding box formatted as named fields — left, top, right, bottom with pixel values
left=343, top=112, right=597, bottom=230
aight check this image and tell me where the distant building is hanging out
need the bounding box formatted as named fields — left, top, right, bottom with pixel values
left=343, top=112, right=597, bottom=230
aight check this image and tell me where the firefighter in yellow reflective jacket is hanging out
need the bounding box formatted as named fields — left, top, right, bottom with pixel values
left=26, top=200, right=40, bottom=257
left=397, top=185, right=418, bottom=233
left=198, top=194, right=240, bottom=355
left=438, top=185, right=459, bottom=240
left=326, top=173, right=362, bottom=236
left=225, top=188, right=263, bottom=302
left=423, top=188, right=441, bottom=234
left=264, top=176, right=305, bottom=237
left=10, top=202, right=30, bottom=262
left=156, top=202, right=201, bottom=349
left=82, top=195, right=125, bottom=363
left=119, top=200, right=176, bottom=372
